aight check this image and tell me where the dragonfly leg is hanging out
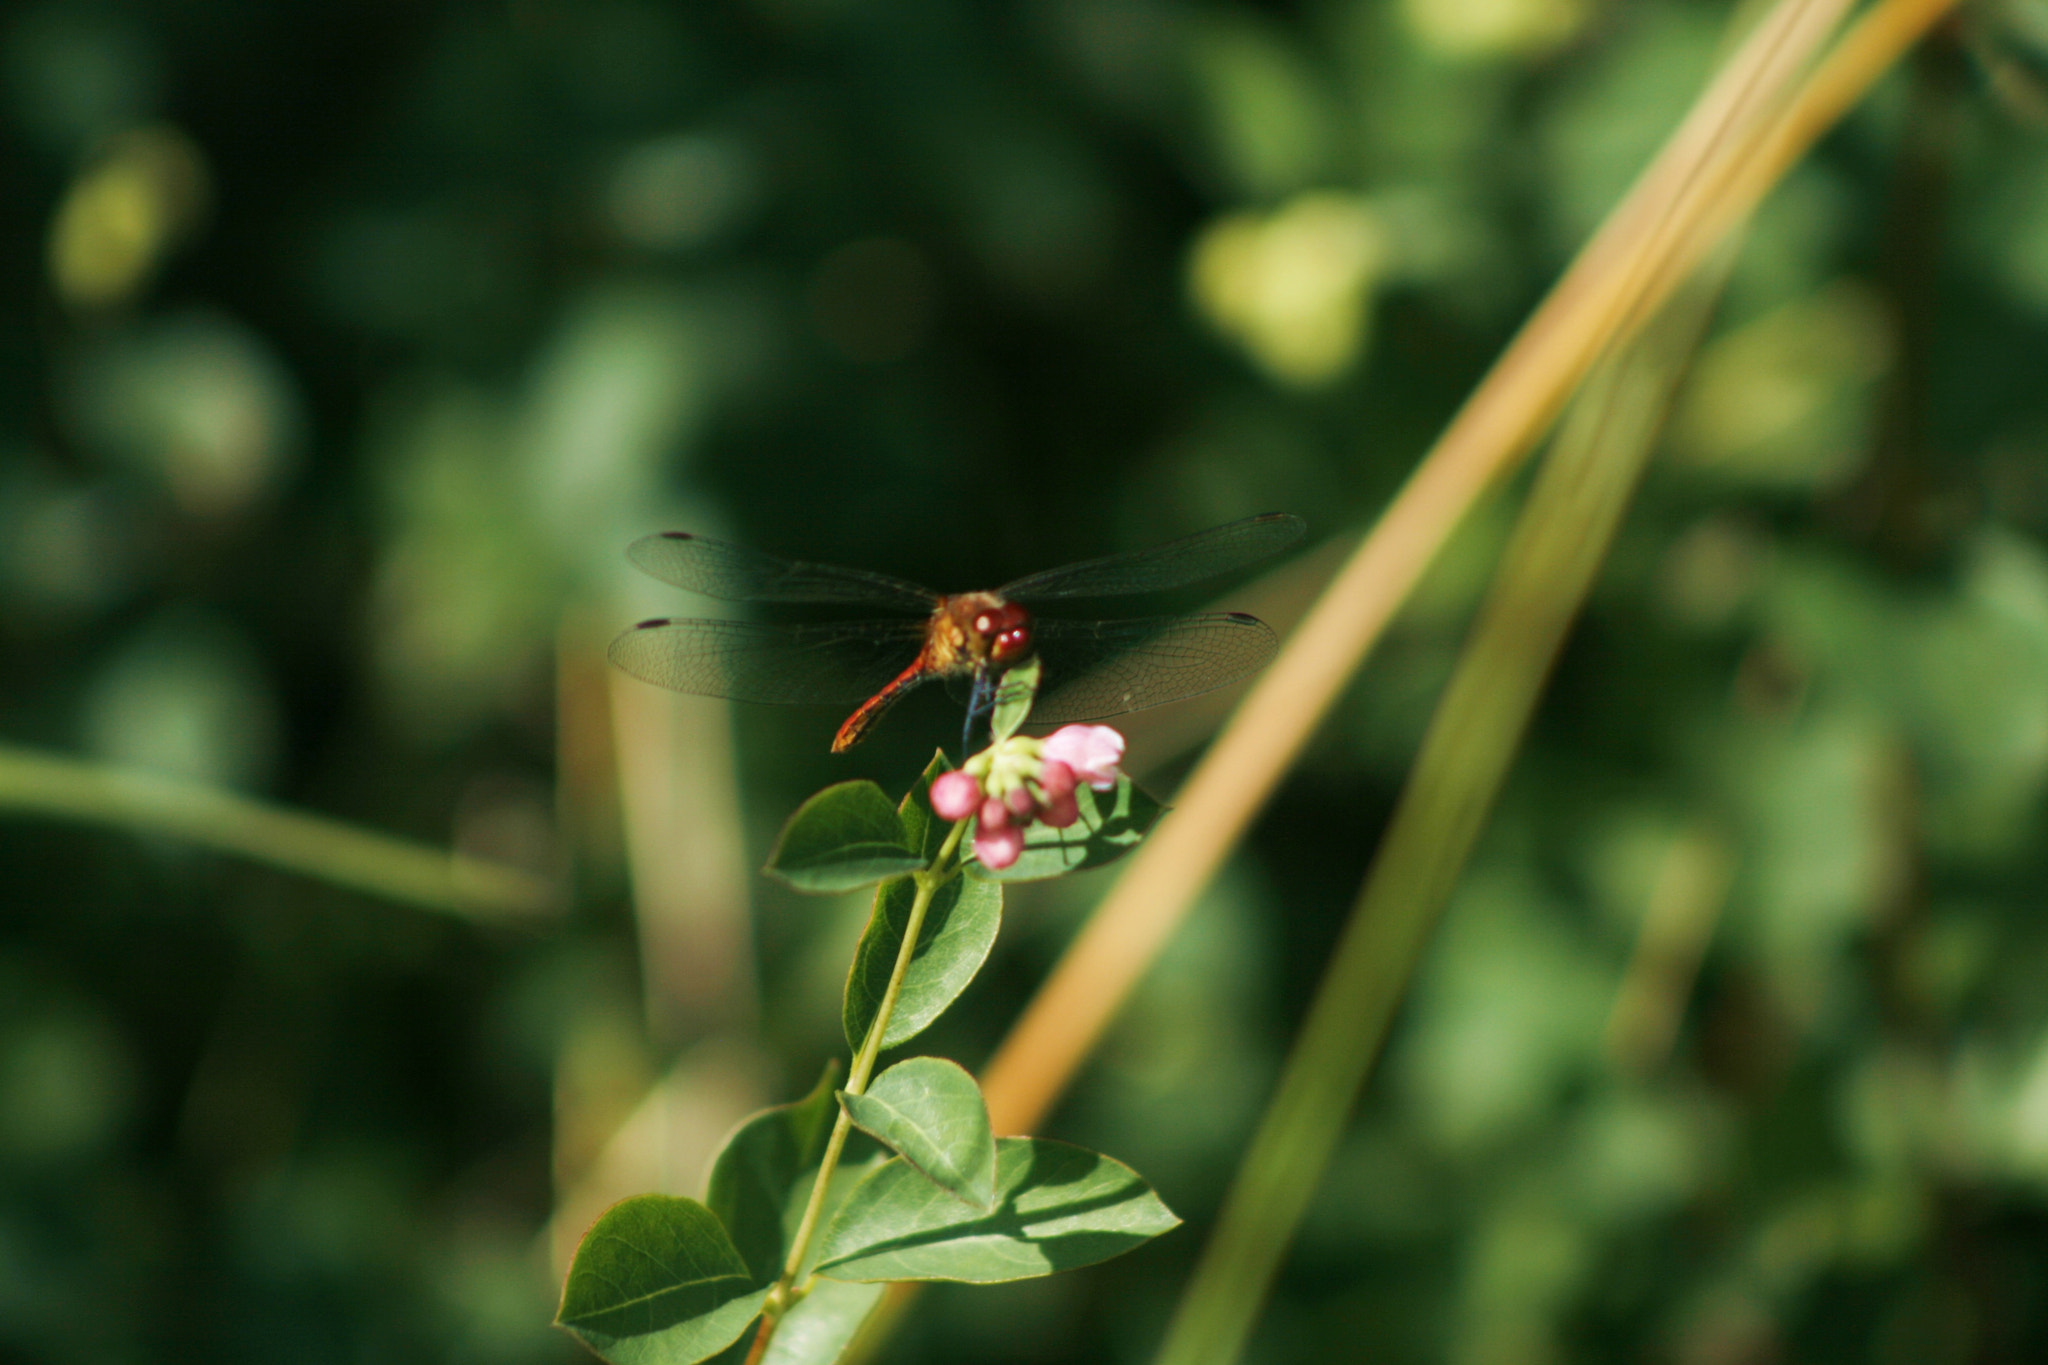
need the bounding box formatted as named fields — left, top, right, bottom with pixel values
left=961, top=670, right=994, bottom=759
left=961, top=677, right=978, bottom=758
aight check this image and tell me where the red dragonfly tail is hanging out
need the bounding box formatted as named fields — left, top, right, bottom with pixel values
left=831, top=655, right=932, bottom=752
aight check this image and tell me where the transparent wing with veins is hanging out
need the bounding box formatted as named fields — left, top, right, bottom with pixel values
left=626, top=532, right=938, bottom=611
left=996, top=513, right=1304, bottom=602
left=608, top=618, right=932, bottom=705
left=613, top=515, right=1302, bottom=740
left=1029, top=613, right=1280, bottom=723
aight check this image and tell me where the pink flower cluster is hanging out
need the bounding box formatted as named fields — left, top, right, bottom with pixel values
left=929, top=724, right=1126, bottom=870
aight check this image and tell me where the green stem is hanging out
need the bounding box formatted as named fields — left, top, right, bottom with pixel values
left=0, top=741, right=554, bottom=920
left=768, top=816, right=971, bottom=1316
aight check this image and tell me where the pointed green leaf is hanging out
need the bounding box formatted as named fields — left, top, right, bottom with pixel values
left=697, top=1336, right=756, bottom=1365
left=813, top=1138, right=1180, bottom=1283
left=837, top=1057, right=997, bottom=1210
left=843, top=872, right=1001, bottom=1052
left=968, top=774, right=1166, bottom=882
left=989, top=656, right=1042, bottom=744
left=706, top=1065, right=840, bottom=1285
left=760, top=1280, right=886, bottom=1365
left=896, top=750, right=956, bottom=863
left=556, top=1194, right=772, bottom=1364
left=764, top=781, right=921, bottom=893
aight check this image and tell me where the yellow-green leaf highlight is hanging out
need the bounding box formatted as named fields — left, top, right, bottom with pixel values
left=837, top=1057, right=998, bottom=1210
left=989, top=656, right=1042, bottom=744
left=814, top=1138, right=1179, bottom=1283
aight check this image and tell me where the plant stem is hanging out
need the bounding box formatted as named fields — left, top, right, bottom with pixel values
left=0, top=741, right=553, bottom=920
left=768, top=816, right=971, bottom=1316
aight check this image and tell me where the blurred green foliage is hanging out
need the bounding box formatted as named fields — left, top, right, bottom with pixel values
left=6, top=0, right=2048, bottom=1361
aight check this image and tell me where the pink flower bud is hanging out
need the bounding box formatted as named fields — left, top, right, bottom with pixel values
left=1041, top=725, right=1125, bottom=790
left=1036, top=760, right=1076, bottom=801
left=1006, top=785, right=1038, bottom=820
left=1040, top=791, right=1080, bottom=829
left=979, top=795, right=1010, bottom=831
left=929, top=770, right=981, bottom=821
left=974, top=822, right=1025, bottom=870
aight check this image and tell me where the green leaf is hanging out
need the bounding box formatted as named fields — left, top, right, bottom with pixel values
left=556, top=1194, right=772, bottom=1364
left=989, top=656, right=1042, bottom=744
left=813, top=1138, right=1181, bottom=1283
left=706, top=1065, right=840, bottom=1285
left=764, top=781, right=922, bottom=893
left=696, top=1337, right=756, bottom=1365
left=843, top=872, right=1001, bottom=1052
left=837, top=1057, right=997, bottom=1210
left=793, top=1152, right=890, bottom=1281
left=760, top=1280, right=886, bottom=1365
left=896, top=750, right=956, bottom=863
left=969, top=774, right=1166, bottom=882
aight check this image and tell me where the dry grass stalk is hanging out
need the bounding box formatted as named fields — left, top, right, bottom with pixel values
left=979, top=0, right=1961, bottom=1139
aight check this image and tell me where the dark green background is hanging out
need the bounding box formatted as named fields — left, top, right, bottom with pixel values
left=7, top=0, right=2048, bottom=1361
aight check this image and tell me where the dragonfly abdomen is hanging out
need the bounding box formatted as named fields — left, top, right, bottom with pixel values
left=831, top=653, right=938, bottom=752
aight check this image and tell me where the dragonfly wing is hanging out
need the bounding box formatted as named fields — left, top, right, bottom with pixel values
left=626, top=532, right=938, bottom=610
left=997, top=513, right=1304, bottom=602
left=1030, top=613, right=1280, bottom=723
left=609, top=618, right=930, bottom=705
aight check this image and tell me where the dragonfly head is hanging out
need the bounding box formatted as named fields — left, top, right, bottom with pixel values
left=931, top=593, right=1034, bottom=674
left=967, top=597, right=1034, bottom=666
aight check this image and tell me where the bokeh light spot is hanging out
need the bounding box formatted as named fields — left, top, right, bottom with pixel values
left=1401, top=0, right=1589, bottom=61
left=46, top=124, right=207, bottom=309
left=1189, top=191, right=1387, bottom=386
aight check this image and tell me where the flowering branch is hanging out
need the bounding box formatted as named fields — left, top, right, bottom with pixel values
left=555, top=669, right=1174, bottom=1365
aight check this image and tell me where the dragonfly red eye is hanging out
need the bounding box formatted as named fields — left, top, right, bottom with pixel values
left=992, top=622, right=1033, bottom=663
left=969, top=602, right=1032, bottom=663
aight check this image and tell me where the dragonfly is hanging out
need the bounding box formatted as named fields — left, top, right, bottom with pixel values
left=609, top=512, right=1305, bottom=752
